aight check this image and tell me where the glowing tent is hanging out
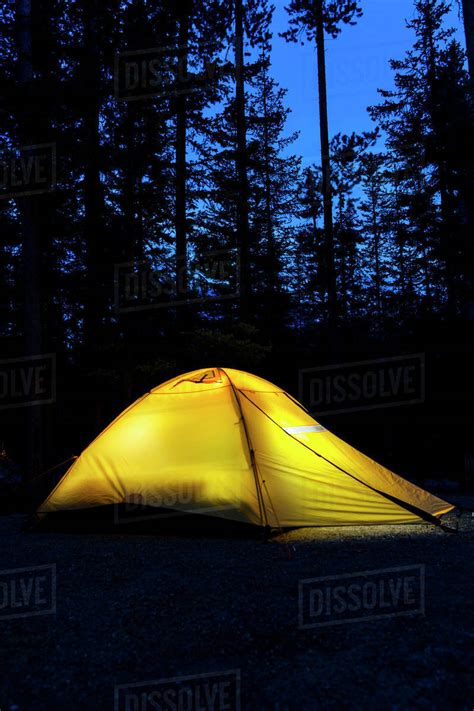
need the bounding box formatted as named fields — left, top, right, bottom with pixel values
left=38, top=368, right=454, bottom=528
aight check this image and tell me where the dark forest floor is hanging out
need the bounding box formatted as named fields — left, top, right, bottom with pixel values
left=0, top=499, right=473, bottom=711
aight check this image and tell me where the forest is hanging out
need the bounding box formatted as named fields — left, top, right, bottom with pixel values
left=0, top=0, right=473, bottom=498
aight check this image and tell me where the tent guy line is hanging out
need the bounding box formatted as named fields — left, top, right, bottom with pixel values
left=219, top=367, right=269, bottom=529
left=236, top=388, right=457, bottom=533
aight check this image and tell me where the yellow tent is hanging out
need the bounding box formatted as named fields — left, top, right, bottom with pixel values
left=38, top=368, right=454, bottom=528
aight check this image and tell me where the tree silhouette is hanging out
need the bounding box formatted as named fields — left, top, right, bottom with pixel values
left=281, top=0, right=362, bottom=327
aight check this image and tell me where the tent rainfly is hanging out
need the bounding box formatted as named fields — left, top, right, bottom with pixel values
left=38, top=368, right=454, bottom=528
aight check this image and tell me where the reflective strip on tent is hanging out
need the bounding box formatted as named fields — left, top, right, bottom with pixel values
left=283, top=425, right=326, bottom=434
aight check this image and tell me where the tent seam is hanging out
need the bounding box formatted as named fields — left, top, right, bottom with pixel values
left=218, top=367, right=269, bottom=528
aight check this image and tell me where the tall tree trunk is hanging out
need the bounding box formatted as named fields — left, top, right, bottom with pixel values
left=419, top=177, right=432, bottom=305
left=398, top=233, right=406, bottom=302
left=16, top=0, right=43, bottom=480
left=461, top=0, right=474, bottom=317
left=371, top=188, right=382, bottom=323
left=83, top=9, right=106, bottom=350
left=425, top=8, right=457, bottom=316
left=234, top=0, right=251, bottom=320
left=337, top=201, right=347, bottom=317
left=399, top=238, right=405, bottom=285
left=462, top=0, right=474, bottom=99
left=264, top=173, right=275, bottom=291
left=123, top=104, right=138, bottom=265
left=438, top=167, right=457, bottom=316
left=421, top=242, right=432, bottom=303
left=262, top=66, right=276, bottom=295
left=121, top=102, right=140, bottom=401
left=175, top=7, right=189, bottom=299
left=315, top=0, right=337, bottom=327
left=393, top=180, right=406, bottom=306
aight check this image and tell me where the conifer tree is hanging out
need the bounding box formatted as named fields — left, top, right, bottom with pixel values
left=281, top=0, right=362, bottom=324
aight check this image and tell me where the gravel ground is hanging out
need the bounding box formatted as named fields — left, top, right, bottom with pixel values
left=0, top=499, right=473, bottom=711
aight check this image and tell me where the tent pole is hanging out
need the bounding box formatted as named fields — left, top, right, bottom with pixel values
left=218, top=368, right=269, bottom=529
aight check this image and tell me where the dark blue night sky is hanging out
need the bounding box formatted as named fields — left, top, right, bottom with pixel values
left=271, top=0, right=466, bottom=163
